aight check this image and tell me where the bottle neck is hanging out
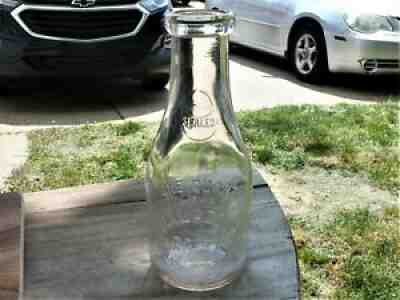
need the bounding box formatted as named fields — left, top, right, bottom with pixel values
left=168, top=35, right=232, bottom=112
left=156, top=34, right=242, bottom=156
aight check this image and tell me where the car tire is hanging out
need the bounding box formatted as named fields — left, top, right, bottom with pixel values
left=290, top=24, right=329, bottom=83
left=141, top=75, right=169, bottom=90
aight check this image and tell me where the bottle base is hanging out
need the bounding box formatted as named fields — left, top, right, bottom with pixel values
left=159, top=266, right=244, bottom=292
left=153, top=222, right=247, bottom=291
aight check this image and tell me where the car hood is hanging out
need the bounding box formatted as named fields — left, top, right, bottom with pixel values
left=341, top=0, right=400, bottom=17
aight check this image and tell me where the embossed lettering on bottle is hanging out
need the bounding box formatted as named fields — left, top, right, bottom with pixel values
left=182, top=90, right=219, bottom=141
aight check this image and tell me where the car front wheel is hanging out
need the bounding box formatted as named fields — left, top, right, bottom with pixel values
left=290, top=25, right=328, bottom=83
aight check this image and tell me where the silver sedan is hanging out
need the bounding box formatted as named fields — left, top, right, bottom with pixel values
left=207, top=0, right=400, bottom=82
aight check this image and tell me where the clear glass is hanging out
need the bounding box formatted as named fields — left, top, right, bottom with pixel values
left=146, top=9, right=252, bottom=292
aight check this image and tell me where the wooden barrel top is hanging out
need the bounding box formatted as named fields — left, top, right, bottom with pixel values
left=1, top=170, right=300, bottom=299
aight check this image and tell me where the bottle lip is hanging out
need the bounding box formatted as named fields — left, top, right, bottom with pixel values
left=166, top=9, right=235, bottom=38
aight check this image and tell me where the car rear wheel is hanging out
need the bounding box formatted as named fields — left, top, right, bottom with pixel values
left=141, top=74, right=169, bottom=90
left=290, top=25, right=328, bottom=83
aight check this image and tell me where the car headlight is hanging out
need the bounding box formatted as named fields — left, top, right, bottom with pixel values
left=139, top=0, right=168, bottom=12
left=344, top=13, right=394, bottom=33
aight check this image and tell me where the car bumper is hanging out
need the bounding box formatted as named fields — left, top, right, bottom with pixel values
left=327, top=30, right=400, bottom=75
left=0, top=42, right=171, bottom=78
left=0, top=6, right=171, bottom=78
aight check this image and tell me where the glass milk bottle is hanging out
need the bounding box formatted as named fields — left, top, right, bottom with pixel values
left=146, top=9, right=252, bottom=291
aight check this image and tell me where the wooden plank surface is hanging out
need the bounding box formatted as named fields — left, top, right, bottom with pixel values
left=23, top=179, right=146, bottom=214
left=23, top=166, right=266, bottom=214
left=21, top=178, right=300, bottom=300
left=0, top=193, right=24, bottom=300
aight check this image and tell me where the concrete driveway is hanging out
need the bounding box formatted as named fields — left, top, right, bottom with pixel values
left=0, top=47, right=398, bottom=133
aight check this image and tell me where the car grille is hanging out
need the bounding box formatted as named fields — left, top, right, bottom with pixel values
left=18, top=9, right=144, bottom=40
left=22, top=0, right=139, bottom=5
left=363, top=59, right=400, bottom=72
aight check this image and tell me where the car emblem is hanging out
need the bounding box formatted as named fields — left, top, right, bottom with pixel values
left=71, top=0, right=96, bottom=8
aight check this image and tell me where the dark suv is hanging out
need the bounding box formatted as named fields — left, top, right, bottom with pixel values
left=1, top=0, right=170, bottom=89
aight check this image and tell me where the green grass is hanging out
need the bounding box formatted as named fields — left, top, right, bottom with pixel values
left=5, top=103, right=399, bottom=193
left=239, top=103, right=400, bottom=193
left=291, top=207, right=400, bottom=300
left=5, top=122, right=153, bottom=193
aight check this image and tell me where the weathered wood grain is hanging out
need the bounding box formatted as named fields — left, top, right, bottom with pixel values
left=23, top=179, right=146, bottom=214
left=21, top=179, right=300, bottom=300
left=0, top=193, right=24, bottom=300
left=23, top=166, right=267, bottom=214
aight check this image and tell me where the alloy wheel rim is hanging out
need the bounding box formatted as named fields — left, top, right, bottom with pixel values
left=295, top=34, right=318, bottom=75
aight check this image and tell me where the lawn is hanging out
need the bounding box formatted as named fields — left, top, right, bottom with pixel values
left=239, top=103, right=400, bottom=193
left=5, top=103, right=399, bottom=194
left=4, top=103, right=400, bottom=299
left=292, top=207, right=399, bottom=299
left=4, top=121, right=153, bottom=192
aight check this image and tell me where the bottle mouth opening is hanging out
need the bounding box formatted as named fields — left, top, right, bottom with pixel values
left=166, top=9, right=235, bottom=38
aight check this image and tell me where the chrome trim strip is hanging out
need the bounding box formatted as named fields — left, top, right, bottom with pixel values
left=236, top=16, right=280, bottom=29
left=11, top=4, right=150, bottom=43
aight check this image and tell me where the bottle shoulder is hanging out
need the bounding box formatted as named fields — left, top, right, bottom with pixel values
left=149, top=140, right=251, bottom=171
